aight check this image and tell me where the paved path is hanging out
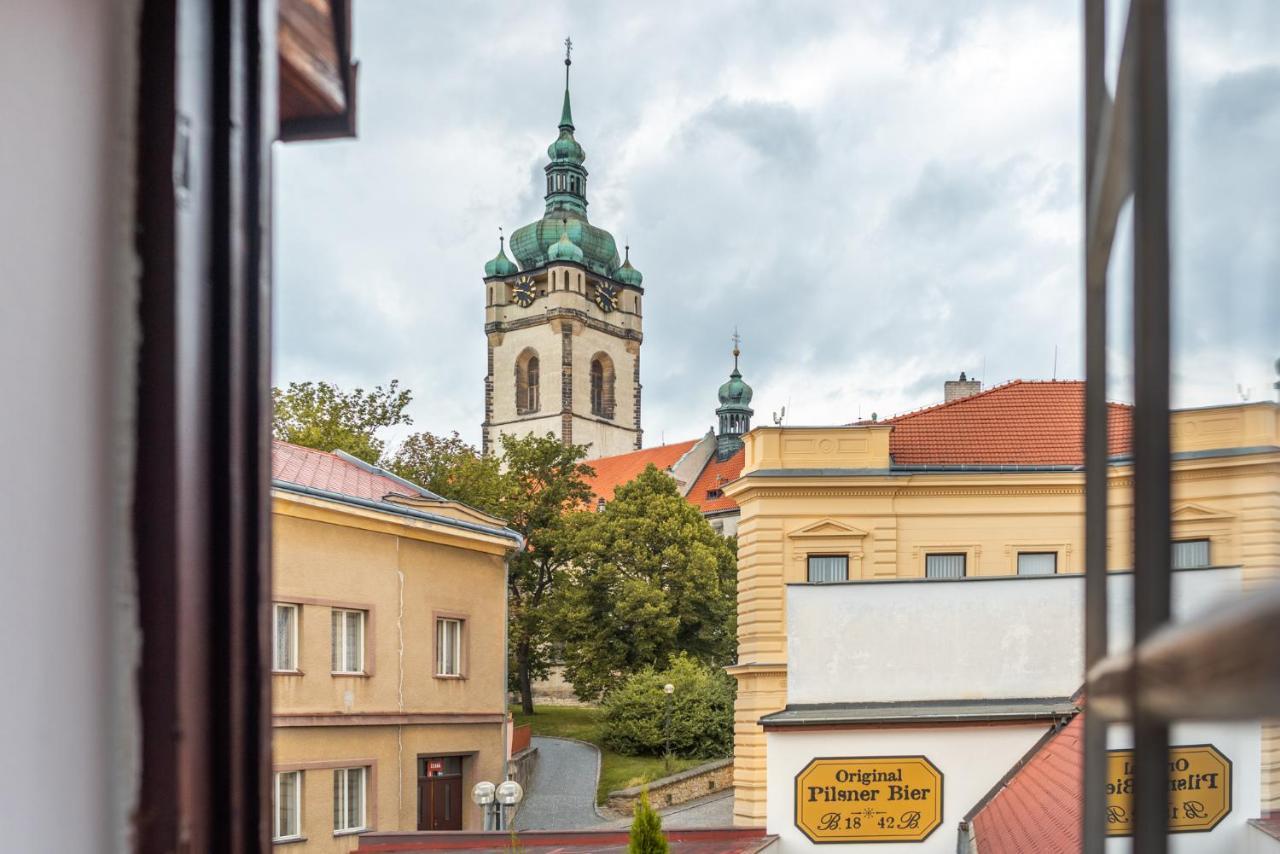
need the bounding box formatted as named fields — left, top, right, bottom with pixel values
left=514, top=736, right=604, bottom=830
left=516, top=736, right=737, bottom=833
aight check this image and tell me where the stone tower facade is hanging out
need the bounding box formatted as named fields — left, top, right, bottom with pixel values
left=481, top=46, right=644, bottom=458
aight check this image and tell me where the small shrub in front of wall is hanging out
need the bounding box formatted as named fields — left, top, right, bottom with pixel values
left=602, top=654, right=735, bottom=759
left=628, top=790, right=669, bottom=854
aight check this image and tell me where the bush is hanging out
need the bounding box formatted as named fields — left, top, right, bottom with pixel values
left=602, top=654, right=735, bottom=759
left=628, top=790, right=669, bottom=854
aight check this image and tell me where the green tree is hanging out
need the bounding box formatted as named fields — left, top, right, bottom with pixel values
left=628, top=790, right=669, bottom=854
left=558, top=465, right=737, bottom=700
left=496, top=433, right=596, bottom=714
left=272, top=380, right=412, bottom=464
left=389, top=431, right=504, bottom=516
left=602, top=654, right=735, bottom=758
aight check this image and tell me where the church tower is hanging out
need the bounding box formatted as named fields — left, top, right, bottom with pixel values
left=482, top=41, right=644, bottom=457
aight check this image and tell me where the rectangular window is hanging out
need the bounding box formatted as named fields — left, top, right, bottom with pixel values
left=925, top=553, right=967, bottom=579
left=333, top=766, right=367, bottom=833
left=436, top=617, right=463, bottom=676
left=331, top=608, right=365, bottom=674
left=807, top=555, right=848, bottom=583
left=274, top=603, right=298, bottom=671
left=1017, top=552, right=1058, bottom=576
left=1172, top=538, right=1210, bottom=569
left=274, top=770, right=302, bottom=841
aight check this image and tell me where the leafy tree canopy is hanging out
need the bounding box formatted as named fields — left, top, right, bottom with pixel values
left=271, top=380, right=412, bottom=465
left=389, top=431, right=504, bottom=517
left=558, top=465, right=737, bottom=700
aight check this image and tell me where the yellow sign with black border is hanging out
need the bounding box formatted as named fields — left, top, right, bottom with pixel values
left=1106, top=744, right=1232, bottom=836
left=794, top=755, right=943, bottom=844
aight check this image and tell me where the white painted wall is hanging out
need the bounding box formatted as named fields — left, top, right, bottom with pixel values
left=787, top=567, right=1242, bottom=705
left=0, top=2, right=139, bottom=850
left=766, top=725, right=1050, bottom=854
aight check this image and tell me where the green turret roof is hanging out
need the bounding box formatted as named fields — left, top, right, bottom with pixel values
left=615, top=245, right=643, bottom=286
left=546, top=224, right=585, bottom=263
left=484, top=233, right=519, bottom=277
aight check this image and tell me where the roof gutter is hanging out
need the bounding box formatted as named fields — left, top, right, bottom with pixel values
left=272, top=479, right=524, bottom=548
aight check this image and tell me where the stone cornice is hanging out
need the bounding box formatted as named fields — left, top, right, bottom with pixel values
left=486, top=307, right=642, bottom=342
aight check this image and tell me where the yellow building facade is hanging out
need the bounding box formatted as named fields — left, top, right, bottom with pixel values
left=723, top=384, right=1280, bottom=826
left=271, top=442, right=521, bottom=850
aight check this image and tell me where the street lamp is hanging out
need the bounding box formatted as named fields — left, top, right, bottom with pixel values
left=472, top=779, right=523, bottom=831
left=663, top=682, right=675, bottom=763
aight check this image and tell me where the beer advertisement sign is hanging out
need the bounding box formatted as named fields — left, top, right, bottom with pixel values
left=1106, top=744, right=1232, bottom=836
left=794, top=755, right=943, bottom=843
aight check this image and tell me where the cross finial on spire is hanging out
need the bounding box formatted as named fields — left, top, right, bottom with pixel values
left=565, top=36, right=573, bottom=65
left=731, top=327, right=741, bottom=370
left=498, top=225, right=504, bottom=249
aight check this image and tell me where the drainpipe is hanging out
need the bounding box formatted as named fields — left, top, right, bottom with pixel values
left=956, top=820, right=973, bottom=854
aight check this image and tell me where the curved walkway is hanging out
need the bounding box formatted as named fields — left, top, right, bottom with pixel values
left=514, top=736, right=604, bottom=830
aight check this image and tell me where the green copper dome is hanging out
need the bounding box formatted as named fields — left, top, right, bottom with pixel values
left=615, top=246, right=643, bottom=286
left=718, top=368, right=753, bottom=408
left=547, top=227, right=585, bottom=263
left=484, top=234, right=518, bottom=277
left=508, top=48, right=626, bottom=279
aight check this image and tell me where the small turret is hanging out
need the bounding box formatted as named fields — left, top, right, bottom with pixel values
left=715, top=331, right=754, bottom=459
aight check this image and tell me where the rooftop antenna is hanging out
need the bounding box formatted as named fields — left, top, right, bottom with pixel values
left=1237, top=383, right=1252, bottom=403
left=772, top=406, right=786, bottom=426
left=1053, top=345, right=1059, bottom=380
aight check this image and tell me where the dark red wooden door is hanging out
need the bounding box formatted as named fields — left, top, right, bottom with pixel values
left=417, top=775, right=462, bottom=831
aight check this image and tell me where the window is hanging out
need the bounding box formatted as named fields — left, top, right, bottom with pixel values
left=333, top=766, right=367, bottom=834
left=807, top=555, right=848, bottom=583
left=1017, top=552, right=1057, bottom=576
left=925, top=553, right=966, bottom=579
left=590, top=353, right=615, bottom=418
left=436, top=617, right=463, bottom=676
left=331, top=608, right=365, bottom=674
left=1172, top=538, right=1210, bottom=569
left=274, top=770, right=302, bottom=841
left=516, top=349, right=540, bottom=414
left=274, top=603, right=298, bottom=671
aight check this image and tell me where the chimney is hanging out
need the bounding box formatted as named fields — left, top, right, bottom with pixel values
left=944, top=371, right=982, bottom=403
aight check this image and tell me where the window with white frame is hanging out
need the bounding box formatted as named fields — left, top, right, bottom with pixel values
left=436, top=617, right=463, bottom=676
left=332, top=766, right=367, bottom=833
left=1172, top=538, right=1210, bottom=569
left=274, top=603, right=298, bottom=671
left=1017, top=552, right=1058, bottom=576
left=331, top=608, right=365, bottom=674
left=925, top=553, right=967, bottom=579
left=807, top=555, right=848, bottom=583
left=274, top=770, right=302, bottom=841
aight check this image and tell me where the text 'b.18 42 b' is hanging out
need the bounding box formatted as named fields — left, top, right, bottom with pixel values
left=794, top=756, right=943, bottom=843
left=1105, top=744, right=1232, bottom=836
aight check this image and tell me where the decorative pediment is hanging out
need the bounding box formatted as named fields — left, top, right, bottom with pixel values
left=787, top=519, right=869, bottom=540
left=1170, top=503, right=1235, bottom=523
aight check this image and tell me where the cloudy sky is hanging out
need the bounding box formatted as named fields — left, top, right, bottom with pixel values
left=274, top=1, right=1278, bottom=452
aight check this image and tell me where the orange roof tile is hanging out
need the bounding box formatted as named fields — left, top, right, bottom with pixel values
left=584, top=439, right=700, bottom=503
left=969, top=712, right=1083, bottom=854
left=271, top=439, right=422, bottom=503
left=687, top=448, right=745, bottom=513
left=879, top=380, right=1132, bottom=466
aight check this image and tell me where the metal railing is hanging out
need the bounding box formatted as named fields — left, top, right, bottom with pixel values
left=1081, top=1, right=1280, bottom=851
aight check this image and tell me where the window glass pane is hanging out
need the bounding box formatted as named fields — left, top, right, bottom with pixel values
left=274, top=604, right=294, bottom=670
left=331, top=609, right=341, bottom=671
left=276, top=770, right=299, bottom=839
left=925, top=553, right=966, bottom=579
left=346, top=611, right=362, bottom=672
left=1017, top=552, right=1057, bottom=576
left=333, top=768, right=343, bottom=829
left=1172, top=539, right=1210, bottom=569
left=348, top=767, right=364, bottom=829
left=806, top=555, right=848, bottom=583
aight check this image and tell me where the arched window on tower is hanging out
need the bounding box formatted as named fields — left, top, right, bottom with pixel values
left=516, top=349, right=540, bottom=414
left=590, top=353, right=615, bottom=419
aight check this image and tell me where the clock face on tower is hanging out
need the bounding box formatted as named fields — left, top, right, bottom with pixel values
left=511, top=275, right=537, bottom=308
left=594, top=282, right=618, bottom=313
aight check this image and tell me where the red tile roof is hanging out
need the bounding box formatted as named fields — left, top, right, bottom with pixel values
left=584, top=439, right=700, bottom=503
left=969, top=713, right=1083, bottom=854
left=879, top=380, right=1132, bottom=466
left=272, top=439, right=421, bottom=503
left=687, top=448, right=745, bottom=513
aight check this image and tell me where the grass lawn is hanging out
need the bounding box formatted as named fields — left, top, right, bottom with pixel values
left=512, top=705, right=706, bottom=804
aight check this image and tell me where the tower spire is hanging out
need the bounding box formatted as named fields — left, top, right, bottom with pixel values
left=560, top=36, right=574, bottom=130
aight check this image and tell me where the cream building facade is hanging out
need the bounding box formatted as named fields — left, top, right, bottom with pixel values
left=721, top=382, right=1280, bottom=825
left=271, top=441, right=521, bottom=850
left=482, top=49, right=645, bottom=458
